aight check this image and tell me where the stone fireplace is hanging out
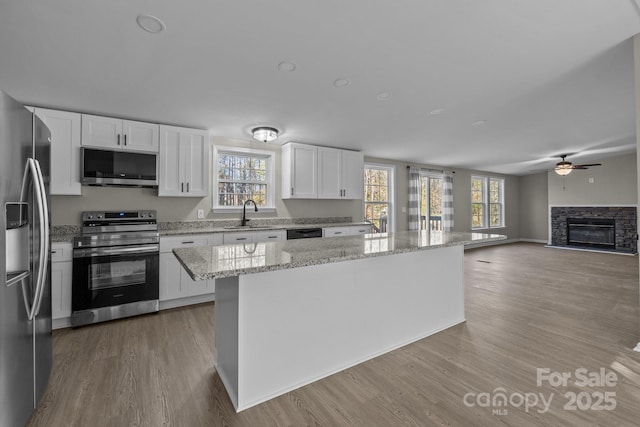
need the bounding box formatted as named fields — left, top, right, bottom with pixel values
left=550, top=206, right=637, bottom=254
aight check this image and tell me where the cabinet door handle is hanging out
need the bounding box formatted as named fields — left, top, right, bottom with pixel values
left=124, top=134, right=127, bottom=146
left=236, top=237, right=247, bottom=241
left=117, top=134, right=121, bottom=145
left=187, top=182, right=189, bottom=192
left=181, top=183, right=184, bottom=192
left=181, top=241, right=195, bottom=245
left=268, top=236, right=278, bottom=239
left=335, top=232, right=343, bottom=235
left=291, top=187, right=294, bottom=196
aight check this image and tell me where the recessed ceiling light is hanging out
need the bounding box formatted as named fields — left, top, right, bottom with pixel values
left=472, top=120, right=487, bottom=126
left=277, top=61, right=297, bottom=72
left=376, top=91, right=392, bottom=101
left=136, top=15, right=166, bottom=33
left=430, top=108, right=445, bottom=115
left=333, top=78, right=351, bottom=88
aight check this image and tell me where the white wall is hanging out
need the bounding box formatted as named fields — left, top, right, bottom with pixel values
left=547, top=152, right=637, bottom=206
left=518, top=172, right=548, bottom=241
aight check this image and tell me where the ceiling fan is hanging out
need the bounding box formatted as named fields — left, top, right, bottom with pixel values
left=554, top=154, right=601, bottom=176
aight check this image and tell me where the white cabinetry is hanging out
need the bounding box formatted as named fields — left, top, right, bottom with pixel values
left=51, top=242, right=73, bottom=328
left=282, top=142, right=363, bottom=200
left=81, top=114, right=159, bottom=152
left=323, top=224, right=372, bottom=237
left=33, top=108, right=82, bottom=195
left=340, top=150, right=364, bottom=199
left=317, top=147, right=364, bottom=199
left=222, top=229, right=286, bottom=244
left=159, top=234, right=221, bottom=304
left=281, top=143, right=317, bottom=199
left=158, top=125, right=210, bottom=197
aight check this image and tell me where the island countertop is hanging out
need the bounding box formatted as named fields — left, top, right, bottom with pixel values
left=173, top=231, right=506, bottom=280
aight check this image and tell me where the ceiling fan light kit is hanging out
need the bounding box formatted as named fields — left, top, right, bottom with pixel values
left=554, top=154, right=601, bottom=176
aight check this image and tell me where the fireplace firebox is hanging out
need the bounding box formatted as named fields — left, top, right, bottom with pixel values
left=567, top=218, right=615, bottom=250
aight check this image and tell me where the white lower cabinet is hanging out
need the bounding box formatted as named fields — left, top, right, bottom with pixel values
left=159, top=234, right=222, bottom=304
left=222, top=229, right=286, bottom=244
left=51, top=242, right=73, bottom=327
left=323, top=225, right=372, bottom=237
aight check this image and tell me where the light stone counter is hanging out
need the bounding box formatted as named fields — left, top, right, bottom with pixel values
left=195, top=230, right=505, bottom=412
left=159, top=221, right=370, bottom=237
left=173, top=231, right=506, bottom=280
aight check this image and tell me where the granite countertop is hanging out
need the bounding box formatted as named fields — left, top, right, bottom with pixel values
left=159, top=221, right=371, bottom=237
left=50, top=218, right=371, bottom=243
left=173, top=231, right=507, bottom=280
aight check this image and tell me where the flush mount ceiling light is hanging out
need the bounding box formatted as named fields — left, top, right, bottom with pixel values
left=471, top=120, right=487, bottom=127
left=252, top=127, right=279, bottom=143
left=430, top=108, right=445, bottom=115
left=136, top=14, right=166, bottom=33
left=333, top=78, right=351, bottom=88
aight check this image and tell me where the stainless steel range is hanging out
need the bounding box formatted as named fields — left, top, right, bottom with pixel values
left=71, top=210, right=159, bottom=327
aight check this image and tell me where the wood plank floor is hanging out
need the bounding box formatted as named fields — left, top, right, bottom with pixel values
left=27, top=243, right=640, bottom=426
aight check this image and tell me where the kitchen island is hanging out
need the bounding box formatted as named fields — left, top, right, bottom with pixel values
left=173, top=231, right=505, bottom=412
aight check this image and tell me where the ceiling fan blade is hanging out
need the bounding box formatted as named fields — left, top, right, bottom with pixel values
left=574, top=163, right=602, bottom=167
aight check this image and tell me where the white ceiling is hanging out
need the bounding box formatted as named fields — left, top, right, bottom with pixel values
left=1, top=0, right=640, bottom=175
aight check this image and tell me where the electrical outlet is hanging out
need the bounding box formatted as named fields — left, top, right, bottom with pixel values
left=401, top=206, right=407, bottom=213
left=197, top=209, right=205, bottom=219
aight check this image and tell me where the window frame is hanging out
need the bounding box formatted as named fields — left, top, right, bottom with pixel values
left=471, top=175, right=505, bottom=229
left=212, top=146, right=276, bottom=212
left=364, top=163, right=396, bottom=233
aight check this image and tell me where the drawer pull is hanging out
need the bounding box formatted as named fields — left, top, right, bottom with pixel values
left=182, top=241, right=195, bottom=244
left=334, top=232, right=343, bottom=235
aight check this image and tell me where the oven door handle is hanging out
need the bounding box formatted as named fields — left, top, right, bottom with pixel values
left=73, top=245, right=159, bottom=258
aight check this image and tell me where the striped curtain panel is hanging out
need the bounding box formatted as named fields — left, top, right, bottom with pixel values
left=441, top=173, right=454, bottom=232
left=408, top=167, right=421, bottom=231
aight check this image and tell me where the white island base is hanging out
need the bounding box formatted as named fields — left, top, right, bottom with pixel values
left=215, top=244, right=465, bottom=412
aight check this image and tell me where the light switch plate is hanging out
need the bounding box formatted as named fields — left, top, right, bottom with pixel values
left=588, top=177, right=595, bottom=184
left=197, top=209, right=205, bottom=219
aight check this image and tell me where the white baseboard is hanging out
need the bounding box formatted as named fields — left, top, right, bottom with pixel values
left=518, top=238, right=548, bottom=244
left=634, top=343, right=640, bottom=353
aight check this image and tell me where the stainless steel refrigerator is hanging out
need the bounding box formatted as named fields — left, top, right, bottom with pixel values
left=0, top=90, right=52, bottom=427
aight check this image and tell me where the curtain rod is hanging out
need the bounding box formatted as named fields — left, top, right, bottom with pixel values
left=406, top=166, right=455, bottom=174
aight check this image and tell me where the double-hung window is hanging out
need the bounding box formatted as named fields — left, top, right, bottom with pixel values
left=364, top=164, right=395, bottom=233
left=471, top=176, right=504, bottom=229
left=213, top=147, right=275, bottom=210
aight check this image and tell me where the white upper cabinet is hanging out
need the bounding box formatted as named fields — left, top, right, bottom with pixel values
left=340, top=149, right=364, bottom=199
left=284, top=142, right=362, bottom=200
left=281, top=142, right=317, bottom=199
left=317, top=147, right=363, bottom=199
left=81, top=114, right=159, bottom=152
left=33, top=108, right=82, bottom=195
left=317, top=147, right=342, bottom=199
left=158, top=125, right=209, bottom=197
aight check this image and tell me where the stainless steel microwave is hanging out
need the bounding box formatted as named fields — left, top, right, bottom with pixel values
left=81, top=147, right=158, bottom=187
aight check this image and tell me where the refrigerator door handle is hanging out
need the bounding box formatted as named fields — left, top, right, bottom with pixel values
left=32, top=159, right=49, bottom=317
left=19, top=158, right=48, bottom=320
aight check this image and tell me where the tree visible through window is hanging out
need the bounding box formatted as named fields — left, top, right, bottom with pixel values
left=364, top=165, right=394, bottom=233
left=216, top=151, right=270, bottom=207
left=471, top=176, right=504, bottom=229
left=421, top=176, right=442, bottom=230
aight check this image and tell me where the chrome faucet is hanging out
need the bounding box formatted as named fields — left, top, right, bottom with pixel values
left=241, top=199, right=258, bottom=226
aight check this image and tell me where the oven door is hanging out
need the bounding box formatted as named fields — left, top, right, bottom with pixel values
left=72, top=244, right=159, bottom=312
